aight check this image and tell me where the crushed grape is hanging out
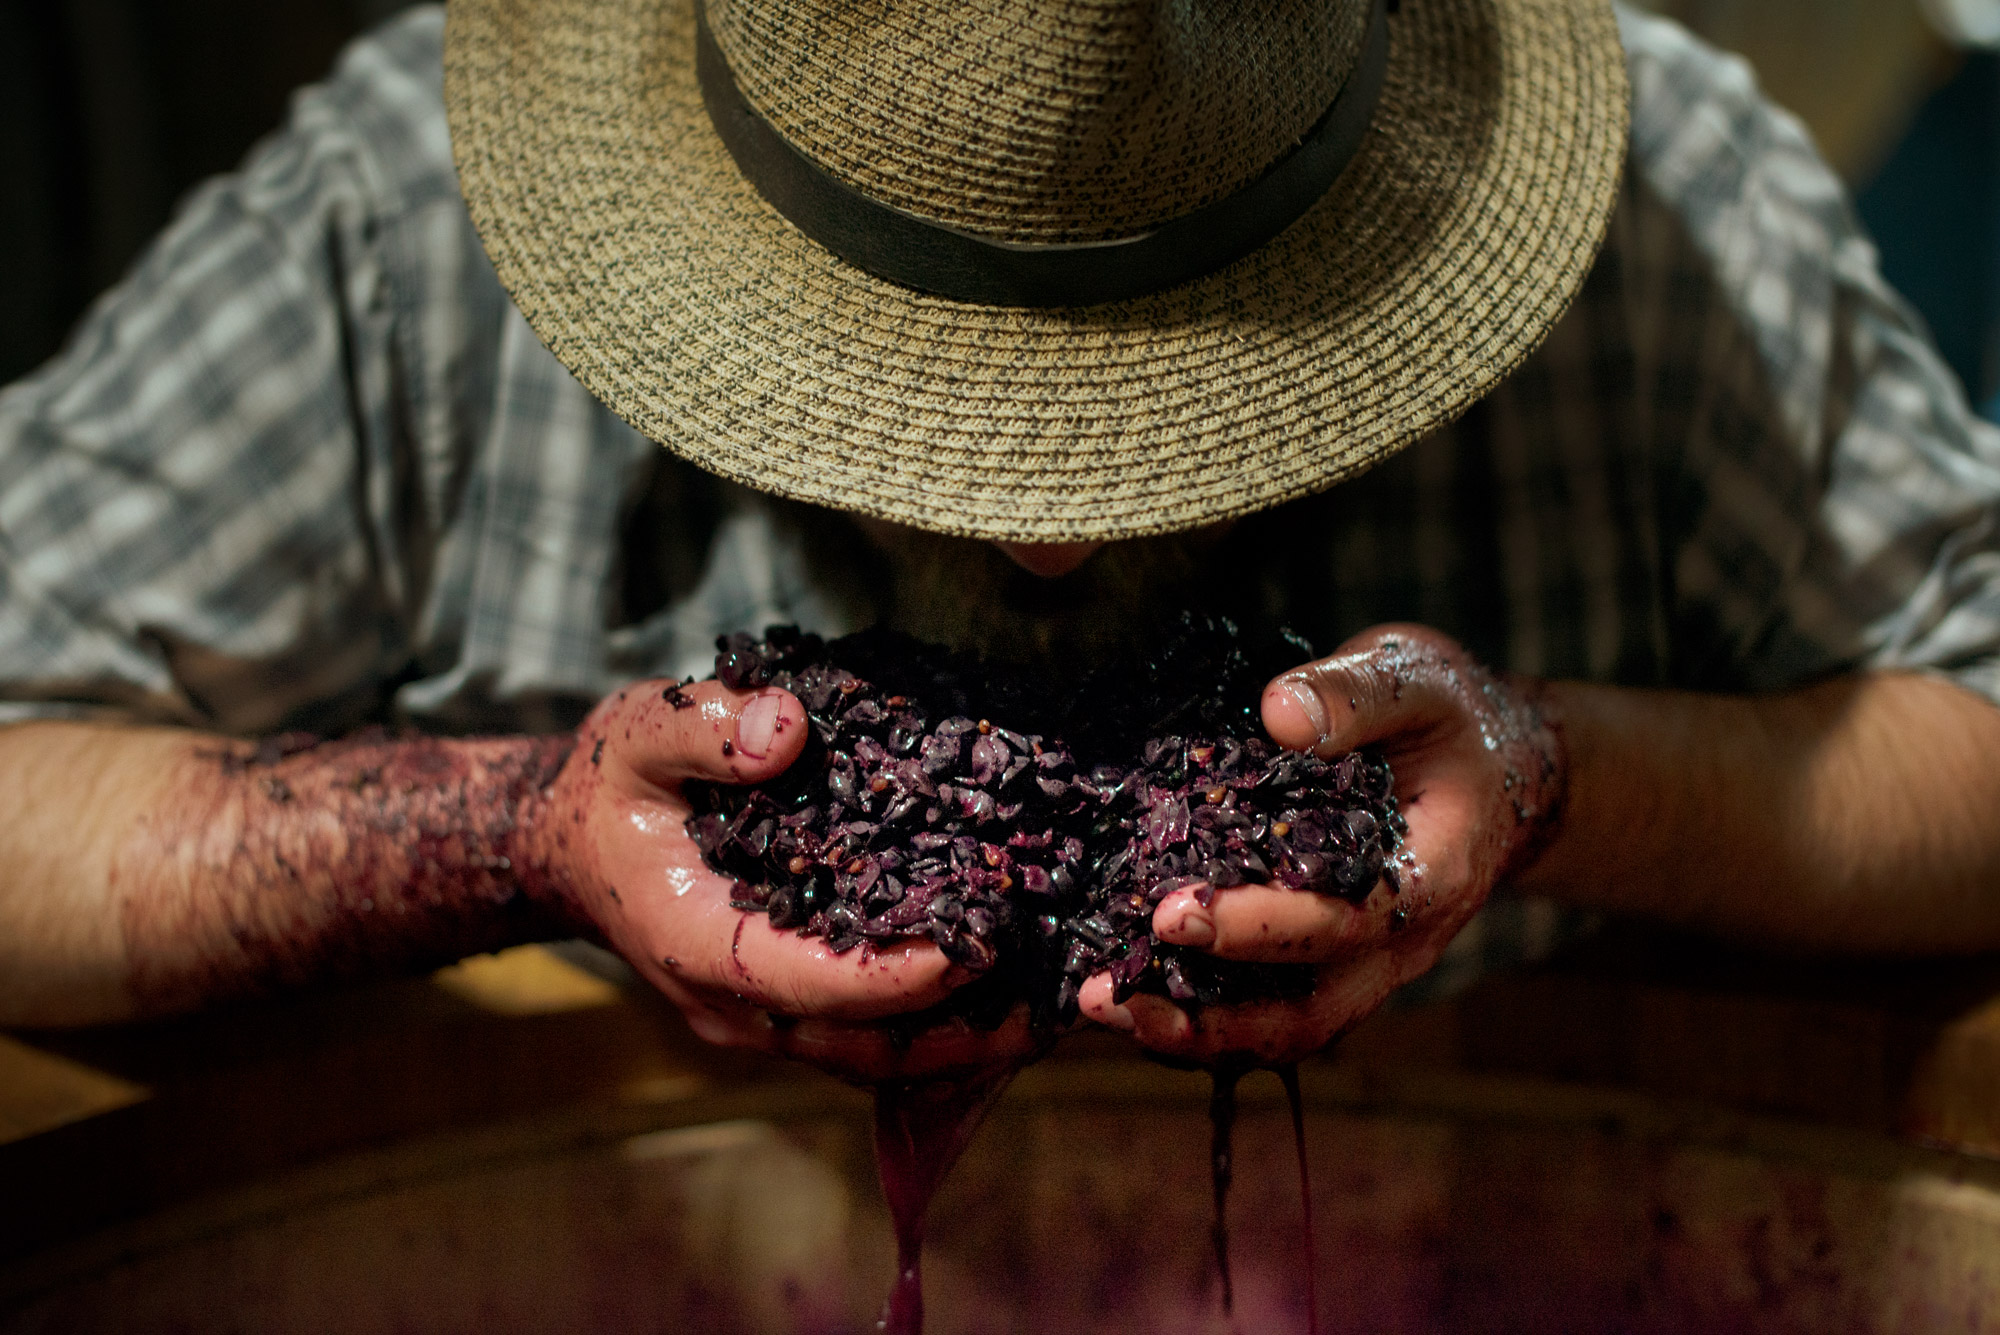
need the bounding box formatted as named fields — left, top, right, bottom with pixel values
left=685, top=617, right=1405, bottom=1027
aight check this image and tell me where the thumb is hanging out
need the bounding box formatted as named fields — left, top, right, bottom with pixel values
left=596, top=679, right=809, bottom=789
left=1261, top=625, right=1465, bottom=755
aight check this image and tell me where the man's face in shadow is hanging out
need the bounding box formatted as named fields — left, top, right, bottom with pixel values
left=848, top=518, right=1238, bottom=672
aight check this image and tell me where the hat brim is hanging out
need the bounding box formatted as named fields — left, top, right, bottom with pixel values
left=445, top=0, right=1629, bottom=542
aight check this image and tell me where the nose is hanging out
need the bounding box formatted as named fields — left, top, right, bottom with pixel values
left=994, top=541, right=1104, bottom=578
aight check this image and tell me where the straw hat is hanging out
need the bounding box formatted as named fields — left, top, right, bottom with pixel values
left=445, top=0, right=1628, bottom=541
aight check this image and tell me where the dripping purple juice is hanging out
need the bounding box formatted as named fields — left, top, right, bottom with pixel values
left=1202, top=1063, right=1319, bottom=1333
left=871, top=1061, right=1026, bottom=1335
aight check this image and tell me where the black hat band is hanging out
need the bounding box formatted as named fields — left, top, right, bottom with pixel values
left=695, top=0, right=1392, bottom=308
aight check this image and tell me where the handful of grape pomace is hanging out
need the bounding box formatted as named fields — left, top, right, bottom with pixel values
left=685, top=618, right=1405, bottom=1033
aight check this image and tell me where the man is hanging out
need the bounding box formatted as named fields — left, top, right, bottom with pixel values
left=3, top=0, right=2000, bottom=1081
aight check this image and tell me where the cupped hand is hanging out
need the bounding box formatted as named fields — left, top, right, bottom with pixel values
left=534, top=679, right=1037, bottom=1081
left=1079, top=624, right=1566, bottom=1066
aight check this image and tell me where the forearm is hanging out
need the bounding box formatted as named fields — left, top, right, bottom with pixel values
left=0, top=722, right=578, bottom=1027
left=1516, top=672, right=2000, bottom=953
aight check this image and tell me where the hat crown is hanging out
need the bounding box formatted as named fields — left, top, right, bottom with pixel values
left=707, top=0, right=1372, bottom=245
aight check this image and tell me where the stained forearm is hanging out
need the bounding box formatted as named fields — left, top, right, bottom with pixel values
left=0, top=722, right=578, bottom=1026
left=1516, top=672, right=2000, bottom=953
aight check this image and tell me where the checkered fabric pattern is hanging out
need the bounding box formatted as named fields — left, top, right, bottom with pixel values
left=2, top=6, right=1997, bottom=992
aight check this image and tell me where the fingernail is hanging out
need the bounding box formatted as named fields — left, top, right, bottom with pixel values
left=736, top=690, right=785, bottom=759
left=1282, top=678, right=1331, bottom=740
left=1080, top=974, right=1136, bottom=1030
left=1160, top=903, right=1217, bottom=948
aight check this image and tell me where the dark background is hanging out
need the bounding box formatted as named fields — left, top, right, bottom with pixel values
left=2, top=0, right=1998, bottom=417
left=0, top=0, right=419, bottom=384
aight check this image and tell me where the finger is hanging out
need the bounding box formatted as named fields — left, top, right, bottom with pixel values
left=1119, top=992, right=1199, bottom=1050
left=1261, top=625, right=1463, bottom=756
left=689, top=992, right=1043, bottom=1083
left=1152, top=882, right=1384, bottom=963
left=1123, top=954, right=1406, bottom=1066
left=1137, top=993, right=1323, bottom=1066
left=1084, top=972, right=1287, bottom=1058
left=605, top=680, right=809, bottom=788
left=774, top=1006, right=1046, bottom=1083
left=1078, top=972, right=1195, bottom=1044
left=651, top=882, right=963, bottom=1020
left=671, top=986, right=775, bottom=1049
left=722, top=916, right=965, bottom=1020
left=1078, top=971, right=1143, bottom=1033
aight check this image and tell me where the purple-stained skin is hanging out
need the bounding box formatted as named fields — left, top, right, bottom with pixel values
left=116, top=676, right=962, bottom=1047
left=685, top=623, right=1404, bottom=1029
left=1093, top=623, right=1569, bottom=1069
left=1271, top=628, right=1563, bottom=921
left=118, top=730, right=577, bottom=1014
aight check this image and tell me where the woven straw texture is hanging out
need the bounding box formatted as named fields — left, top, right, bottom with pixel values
left=709, top=0, right=1371, bottom=244
left=446, top=0, right=1630, bottom=542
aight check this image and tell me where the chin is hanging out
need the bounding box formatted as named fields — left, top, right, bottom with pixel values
left=856, top=522, right=1225, bottom=673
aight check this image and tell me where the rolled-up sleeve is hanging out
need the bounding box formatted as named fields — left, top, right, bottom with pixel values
left=0, top=9, right=476, bottom=733
left=1805, top=265, right=2000, bottom=704
left=1620, top=6, right=2000, bottom=707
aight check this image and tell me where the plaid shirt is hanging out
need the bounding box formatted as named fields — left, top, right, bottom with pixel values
left=5, top=6, right=1999, bottom=990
